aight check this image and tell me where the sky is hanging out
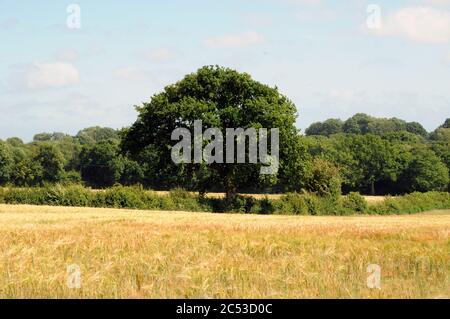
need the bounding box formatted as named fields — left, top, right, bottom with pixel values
left=0, top=0, right=449, bottom=141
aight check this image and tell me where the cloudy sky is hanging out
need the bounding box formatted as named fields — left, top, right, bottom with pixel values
left=1, top=0, right=449, bottom=141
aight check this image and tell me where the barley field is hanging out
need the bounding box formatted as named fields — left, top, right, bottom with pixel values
left=0, top=204, right=448, bottom=299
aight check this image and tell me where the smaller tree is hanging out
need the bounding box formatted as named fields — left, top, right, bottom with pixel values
left=32, top=144, right=65, bottom=184
left=76, top=127, right=119, bottom=145
left=120, top=158, right=144, bottom=186
left=305, top=119, right=343, bottom=137
left=33, top=133, right=53, bottom=142
left=399, top=148, right=449, bottom=192
left=347, top=134, right=402, bottom=195
left=406, top=122, right=428, bottom=137
left=305, top=158, right=341, bottom=198
left=0, top=141, right=13, bottom=185
left=6, top=137, right=24, bottom=147
left=79, top=140, right=124, bottom=188
left=343, top=113, right=372, bottom=134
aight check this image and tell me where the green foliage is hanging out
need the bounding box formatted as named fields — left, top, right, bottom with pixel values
left=32, top=144, right=65, bottom=185
left=430, top=141, right=450, bottom=191
left=442, top=119, right=450, bottom=129
left=6, top=137, right=24, bottom=147
left=309, top=114, right=429, bottom=139
left=76, top=127, right=119, bottom=145
left=121, top=65, right=299, bottom=200
left=405, top=122, right=428, bottom=137
left=342, top=192, right=368, bottom=213
left=120, top=158, right=144, bottom=186
left=33, top=132, right=70, bottom=142
left=305, top=158, right=341, bottom=198
left=277, top=136, right=313, bottom=192
left=368, top=192, right=450, bottom=215
left=429, top=128, right=450, bottom=142
left=79, top=140, right=124, bottom=188
left=96, top=186, right=146, bottom=209
left=275, top=193, right=309, bottom=215
left=305, top=119, right=343, bottom=136
left=399, top=147, right=449, bottom=192
left=0, top=141, right=13, bottom=185
left=60, top=170, right=82, bottom=185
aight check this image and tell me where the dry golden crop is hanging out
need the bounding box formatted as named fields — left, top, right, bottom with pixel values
left=0, top=204, right=448, bottom=298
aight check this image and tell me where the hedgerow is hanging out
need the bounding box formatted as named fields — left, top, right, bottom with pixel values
left=0, top=185, right=449, bottom=216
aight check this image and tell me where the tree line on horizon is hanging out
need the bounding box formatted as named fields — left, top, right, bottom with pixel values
left=0, top=114, right=448, bottom=196
left=0, top=66, right=449, bottom=197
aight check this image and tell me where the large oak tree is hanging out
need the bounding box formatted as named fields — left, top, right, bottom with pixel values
left=121, top=66, right=300, bottom=200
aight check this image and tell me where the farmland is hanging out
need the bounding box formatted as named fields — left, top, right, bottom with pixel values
left=0, top=204, right=448, bottom=298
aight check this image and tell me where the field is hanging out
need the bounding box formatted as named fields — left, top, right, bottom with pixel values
left=0, top=204, right=448, bottom=299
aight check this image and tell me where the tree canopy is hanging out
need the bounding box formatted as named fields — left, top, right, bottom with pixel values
left=121, top=65, right=300, bottom=200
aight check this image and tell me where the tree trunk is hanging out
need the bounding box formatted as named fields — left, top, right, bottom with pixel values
left=224, top=175, right=237, bottom=204
left=370, top=180, right=376, bottom=195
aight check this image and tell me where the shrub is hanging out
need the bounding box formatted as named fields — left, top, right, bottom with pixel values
left=0, top=188, right=5, bottom=203
left=97, top=186, right=146, bottom=209
left=277, top=193, right=308, bottom=215
left=168, top=188, right=208, bottom=212
left=342, top=192, right=368, bottom=213
left=303, top=193, right=323, bottom=215
left=306, top=158, right=342, bottom=199
left=366, top=192, right=450, bottom=215
left=249, top=197, right=274, bottom=214
left=60, top=171, right=82, bottom=185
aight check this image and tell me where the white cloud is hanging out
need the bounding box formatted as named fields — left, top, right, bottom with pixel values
left=113, top=67, right=153, bottom=81
left=144, top=48, right=174, bottom=62
left=8, top=62, right=79, bottom=90
left=204, top=31, right=265, bottom=48
left=55, top=49, right=79, bottom=62
left=286, top=0, right=322, bottom=7
left=0, top=17, right=19, bottom=30
left=114, top=67, right=140, bottom=80
left=423, top=0, right=450, bottom=7
left=25, top=63, right=79, bottom=89
left=373, top=6, right=450, bottom=44
left=242, top=14, right=273, bottom=27
left=86, top=43, right=107, bottom=56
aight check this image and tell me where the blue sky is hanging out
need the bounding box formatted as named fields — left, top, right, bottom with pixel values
left=1, top=0, right=449, bottom=141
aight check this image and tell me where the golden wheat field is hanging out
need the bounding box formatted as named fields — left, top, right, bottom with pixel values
left=0, top=204, right=448, bottom=299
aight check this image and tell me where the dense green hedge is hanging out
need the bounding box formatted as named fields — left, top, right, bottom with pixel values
left=0, top=185, right=449, bottom=215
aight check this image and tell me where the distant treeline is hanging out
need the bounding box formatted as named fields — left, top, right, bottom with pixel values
left=0, top=114, right=449, bottom=196
left=304, top=114, right=450, bottom=195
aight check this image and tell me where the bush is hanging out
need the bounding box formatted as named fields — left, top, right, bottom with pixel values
left=60, top=171, right=82, bottom=185
left=249, top=197, right=274, bottom=214
left=342, top=192, right=368, bottom=213
left=0, top=188, right=5, bottom=203
left=367, top=192, right=450, bottom=215
left=306, top=158, right=342, bottom=199
left=168, top=188, right=209, bottom=212
left=96, top=186, right=146, bottom=209
left=277, top=193, right=309, bottom=215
